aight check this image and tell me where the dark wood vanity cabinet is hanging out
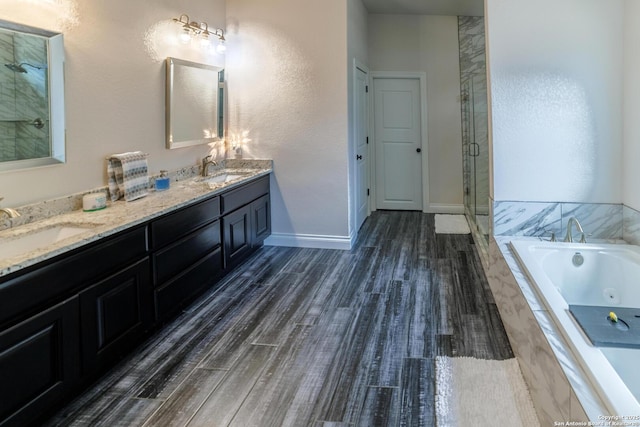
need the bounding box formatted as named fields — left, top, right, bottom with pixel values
left=0, top=174, right=271, bottom=427
left=79, top=258, right=153, bottom=376
left=251, top=193, right=271, bottom=245
left=222, top=175, right=270, bottom=269
left=0, top=225, right=149, bottom=427
left=0, top=296, right=80, bottom=427
left=151, top=197, right=224, bottom=321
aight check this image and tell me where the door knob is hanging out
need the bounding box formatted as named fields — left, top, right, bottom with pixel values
left=356, top=155, right=363, bottom=160
left=416, top=148, right=422, bottom=153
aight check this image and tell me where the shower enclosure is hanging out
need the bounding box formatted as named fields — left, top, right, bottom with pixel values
left=458, top=15, right=489, bottom=251
left=461, top=74, right=489, bottom=244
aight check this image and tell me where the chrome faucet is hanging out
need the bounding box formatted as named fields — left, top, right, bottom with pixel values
left=564, top=217, right=586, bottom=243
left=201, top=155, right=218, bottom=177
left=0, top=197, right=20, bottom=219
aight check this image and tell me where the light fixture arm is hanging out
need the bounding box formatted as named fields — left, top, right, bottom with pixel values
left=173, top=13, right=225, bottom=43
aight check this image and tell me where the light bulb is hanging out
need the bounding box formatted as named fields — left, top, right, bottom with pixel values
left=200, top=34, right=210, bottom=48
left=179, top=27, right=191, bottom=44
left=216, top=39, right=226, bottom=54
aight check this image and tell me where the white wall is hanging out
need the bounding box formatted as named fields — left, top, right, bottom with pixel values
left=367, top=14, right=463, bottom=210
left=225, top=0, right=351, bottom=247
left=623, top=0, right=640, bottom=211
left=0, top=0, right=226, bottom=207
left=486, top=0, right=624, bottom=203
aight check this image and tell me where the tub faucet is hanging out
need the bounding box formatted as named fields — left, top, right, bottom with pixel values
left=201, top=155, right=218, bottom=177
left=564, top=217, right=586, bottom=243
left=0, top=197, right=20, bottom=219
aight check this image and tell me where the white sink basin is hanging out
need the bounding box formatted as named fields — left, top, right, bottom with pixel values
left=0, top=224, right=95, bottom=259
left=201, top=173, right=246, bottom=184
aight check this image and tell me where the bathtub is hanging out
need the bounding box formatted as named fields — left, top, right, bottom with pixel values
left=510, top=240, right=640, bottom=418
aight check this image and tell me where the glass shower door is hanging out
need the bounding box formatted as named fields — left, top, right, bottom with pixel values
left=472, top=74, right=489, bottom=240
left=462, top=75, right=490, bottom=244
left=461, top=80, right=477, bottom=222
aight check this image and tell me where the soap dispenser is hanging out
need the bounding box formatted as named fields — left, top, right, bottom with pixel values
left=155, top=170, right=170, bottom=191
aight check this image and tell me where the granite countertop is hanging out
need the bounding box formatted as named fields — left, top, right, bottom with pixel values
left=0, top=160, right=272, bottom=277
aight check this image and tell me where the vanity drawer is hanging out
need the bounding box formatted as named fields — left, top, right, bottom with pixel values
left=152, top=220, right=221, bottom=285
left=0, top=226, right=149, bottom=327
left=151, top=196, right=220, bottom=250
left=221, top=176, right=269, bottom=214
left=154, top=248, right=223, bottom=321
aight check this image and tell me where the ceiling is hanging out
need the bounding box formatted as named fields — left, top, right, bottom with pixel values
left=361, top=0, right=484, bottom=16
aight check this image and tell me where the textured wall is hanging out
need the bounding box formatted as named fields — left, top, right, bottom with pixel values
left=487, top=0, right=624, bottom=203
left=225, top=0, right=350, bottom=244
left=623, top=0, right=640, bottom=212
left=367, top=14, right=463, bottom=211
left=0, top=0, right=226, bottom=206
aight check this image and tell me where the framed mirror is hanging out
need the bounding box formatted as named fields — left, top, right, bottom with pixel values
left=165, top=57, right=224, bottom=150
left=0, top=19, right=65, bottom=172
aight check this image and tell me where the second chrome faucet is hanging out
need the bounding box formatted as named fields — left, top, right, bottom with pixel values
left=201, top=155, right=218, bottom=177
left=564, top=217, right=587, bottom=243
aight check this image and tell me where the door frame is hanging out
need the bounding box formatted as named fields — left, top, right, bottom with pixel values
left=370, top=71, right=430, bottom=213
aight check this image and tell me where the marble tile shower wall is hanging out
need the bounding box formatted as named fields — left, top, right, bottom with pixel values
left=458, top=16, right=486, bottom=83
left=492, top=200, right=626, bottom=241
left=0, top=32, right=49, bottom=162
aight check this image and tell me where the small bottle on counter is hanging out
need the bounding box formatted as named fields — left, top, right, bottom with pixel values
left=155, top=170, right=170, bottom=191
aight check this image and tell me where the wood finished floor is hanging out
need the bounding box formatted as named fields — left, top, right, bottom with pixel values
left=46, top=211, right=513, bottom=427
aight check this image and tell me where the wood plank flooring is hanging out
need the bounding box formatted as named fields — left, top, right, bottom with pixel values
left=46, top=211, right=513, bottom=426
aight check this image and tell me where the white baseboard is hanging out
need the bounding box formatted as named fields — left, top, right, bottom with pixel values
left=264, top=232, right=354, bottom=250
left=424, top=203, right=465, bottom=214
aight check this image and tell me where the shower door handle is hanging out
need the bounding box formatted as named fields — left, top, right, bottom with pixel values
left=470, top=143, right=480, bottom=157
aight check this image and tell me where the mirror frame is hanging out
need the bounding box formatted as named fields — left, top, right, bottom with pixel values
left=165, top=57, right=224, bottom=150
left=0, top=19, right=65, bottom=172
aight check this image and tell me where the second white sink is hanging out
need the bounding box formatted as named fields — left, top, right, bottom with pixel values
left=0, top=224, right=96, bottom=260
left=201, top=173, right=246, bottom=184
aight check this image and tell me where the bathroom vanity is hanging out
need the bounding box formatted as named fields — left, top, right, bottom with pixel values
left=0, top=169, right=271, bottom=427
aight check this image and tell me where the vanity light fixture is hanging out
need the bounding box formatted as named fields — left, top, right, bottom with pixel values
left=173, top=14, right=226, bottom=54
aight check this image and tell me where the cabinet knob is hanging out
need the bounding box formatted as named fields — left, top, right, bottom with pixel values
left=356, top=155, right=363, bottom=160
left=416, top=148, right=422, bottom=153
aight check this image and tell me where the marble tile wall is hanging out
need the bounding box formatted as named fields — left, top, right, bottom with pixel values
left=458, top=16, right=486, bottom=83
left=623, top=205, right=640, bottom=245
left=493, top=200, right=623, bottom=241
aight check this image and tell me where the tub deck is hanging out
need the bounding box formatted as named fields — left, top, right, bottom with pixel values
left=510, top=239, right=640, bottom=417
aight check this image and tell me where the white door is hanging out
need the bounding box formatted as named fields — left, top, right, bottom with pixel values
left=354, top=66, right=369, bottom=230
left=373, top=78, right=423, bottom=211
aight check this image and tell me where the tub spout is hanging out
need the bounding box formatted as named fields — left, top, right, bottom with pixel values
left=564, top=217, right=586, bottom=243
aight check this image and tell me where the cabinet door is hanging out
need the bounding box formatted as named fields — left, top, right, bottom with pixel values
left=79, top=259, right=152, bottom=376
left=250, top=194, right=271, bottom=246
left=223, top=204, right=252, bottom=269
left=0, top=297, right=80, bottom=427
